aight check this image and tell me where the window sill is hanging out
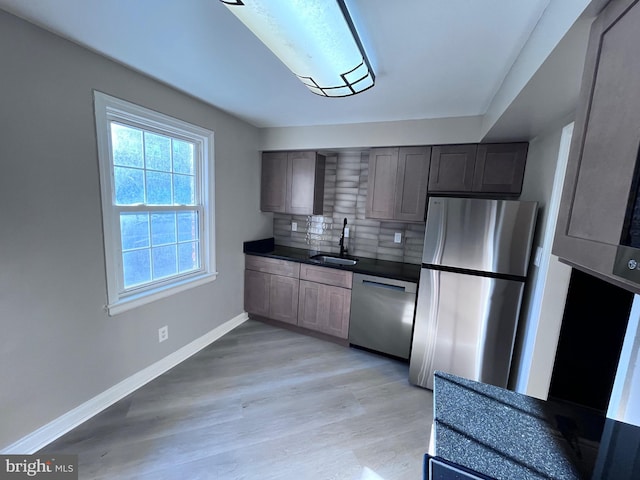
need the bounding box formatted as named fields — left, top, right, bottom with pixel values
left=106, top=272, right=218, bottom=316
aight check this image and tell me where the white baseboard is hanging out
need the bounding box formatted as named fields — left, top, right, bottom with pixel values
left=2, top=312, right=248, bottom=454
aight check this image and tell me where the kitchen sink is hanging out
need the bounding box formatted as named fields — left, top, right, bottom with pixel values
left=310, top=254, right=358, bottom=266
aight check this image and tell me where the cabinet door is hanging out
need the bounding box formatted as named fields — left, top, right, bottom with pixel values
left=473, top=143, right=527, bottom=194
left=366, top=147, right=399, bottom=220
left=269, top=274, right=299, bottom=325
left=244, top=269, right=270, bottom=317
left=287, top=151, right=319, bottom=215
left=553, top=0, right=640, bottom=287
left=428, top=145, right=477, bottom=193
left=320, top=285, right=351, bottom=339
left=298, top=281, right=351, bottom=338
left=298, top=280, right=322, bottom=331
left=260, top=152, right=287, bottom=212
left=395, top=146, right=431, bottom=222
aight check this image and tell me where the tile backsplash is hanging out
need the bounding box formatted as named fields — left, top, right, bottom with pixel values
left=273, top=151, right=425, bottom=265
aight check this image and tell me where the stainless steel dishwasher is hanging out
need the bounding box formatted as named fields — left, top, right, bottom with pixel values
left=348, top=273, right=417, bottom=360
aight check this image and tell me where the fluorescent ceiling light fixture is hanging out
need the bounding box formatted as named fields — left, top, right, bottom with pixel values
left=220, top=0, right=375, bottom=97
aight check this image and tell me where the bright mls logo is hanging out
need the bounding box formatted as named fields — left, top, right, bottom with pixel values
left=0, top=455, right=77, bottom=479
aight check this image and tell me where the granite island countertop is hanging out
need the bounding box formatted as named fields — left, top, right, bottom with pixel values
left=243, top=238, right=421, bottom=283
left=431, top=371, right=640, bottom=480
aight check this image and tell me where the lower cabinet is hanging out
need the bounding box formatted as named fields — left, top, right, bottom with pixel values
left=244, top=256, right=300, bottom=325
left=244, top=269, right=271, bottom=318
left=297, top=264, right=353, bottom=339
left=298, top=280, right=351, bottom=339
left=244, top=255, right=353, bottom=339
left=269, top=274, right=299, bottom=325
left=244, top=270, right=299, bottom=325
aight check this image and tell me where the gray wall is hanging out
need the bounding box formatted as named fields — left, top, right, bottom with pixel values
left=509, top=121, right=569, bottom=394
left=0, top=10, right=271, bottom=449
left=259, top=116, right=484, bottom=152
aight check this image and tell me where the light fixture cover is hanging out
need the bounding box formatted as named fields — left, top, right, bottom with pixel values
left=220, top=0, right=375, bottom=97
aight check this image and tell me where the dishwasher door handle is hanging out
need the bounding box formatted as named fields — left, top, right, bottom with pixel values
left=362, top=279, right=406, bottom=292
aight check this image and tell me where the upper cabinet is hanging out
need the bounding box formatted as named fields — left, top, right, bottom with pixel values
left=261, top=151, right=326, bottom=215
left=428, top=145, right=477, bottom=193
left=553, top=0, right=640, bottom=290
left=429, top=143, right=527, bottom=195
left=473, top=144, right=528, bottom=194
left=366, top=146, right=431, bottom=222
left=260, top=152, right=287, bottom=213
left=264, top=144, right=526, bottom=222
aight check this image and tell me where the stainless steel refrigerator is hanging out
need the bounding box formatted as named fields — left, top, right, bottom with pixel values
left=409, top=197, right=537, bottom=390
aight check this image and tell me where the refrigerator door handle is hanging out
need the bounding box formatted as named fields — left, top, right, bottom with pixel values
left=409, top=268, right=441, bottom=388
left=423, top=198, right=447, bottom=265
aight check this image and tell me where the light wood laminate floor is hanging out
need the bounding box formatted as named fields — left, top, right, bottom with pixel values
left=39, top=320, right=433, bottom=479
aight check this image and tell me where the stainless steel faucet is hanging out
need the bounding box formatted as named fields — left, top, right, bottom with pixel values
left=339, top=218, right=348, bottom=257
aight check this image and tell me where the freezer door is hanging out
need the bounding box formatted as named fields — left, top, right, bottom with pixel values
left=423, top=197, right=537, bottom=277
left=409, top=268, right=524, bottom=389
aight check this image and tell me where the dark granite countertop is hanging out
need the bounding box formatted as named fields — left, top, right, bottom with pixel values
left=243, top=238, right=421, bottom=283
left=432, top=371, right=640, bottom=480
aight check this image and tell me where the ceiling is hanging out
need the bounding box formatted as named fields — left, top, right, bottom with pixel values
left=0, top=0, right=599, bottom=132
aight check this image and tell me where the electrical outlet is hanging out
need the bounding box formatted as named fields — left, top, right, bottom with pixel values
left=394, top=232, right=402, bottom=243
left=158, top=325, right=168, bottom=343
left=291, top=222, right=297, bottom=232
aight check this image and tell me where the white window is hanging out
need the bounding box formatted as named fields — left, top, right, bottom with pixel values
left=94, top=92, right=216, bottom=315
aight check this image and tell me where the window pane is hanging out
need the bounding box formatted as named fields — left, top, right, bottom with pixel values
left=120, top=213, right=150, bottom=250
left=111, top=123, right=143, bottom=168
left=146, top=171, right=172, bottom=205
left=144, top=132, right=171, bottom=172
left=152, top=245, right=178, bottom=279
left=173, top=140, right=194, bottom=174
left=177, top=211, right=199, bottom=242
left=179, top=242, right=200, bottom=273
left=123, top=249, right=151, bottom=288
left=114, top=167, right=144, bottom=205
left=151, top=212, right=176, bottom=246
left=174, top=174, right=195, bottom=205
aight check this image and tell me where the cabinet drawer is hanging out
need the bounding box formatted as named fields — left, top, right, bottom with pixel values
left=245, top=255, right=300, bottom=278
left=300, top=264, right=353, bottom=289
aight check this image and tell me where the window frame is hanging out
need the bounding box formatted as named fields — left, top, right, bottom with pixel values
left=94, top=91, right=216, bottom=316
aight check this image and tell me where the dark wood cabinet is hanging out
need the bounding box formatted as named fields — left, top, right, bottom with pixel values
left=260, top=151, right=325, bottom=215
left=366, top=147, right=398, bottom=220
left=298, top=264, right=353, bottom=339
left=396, top=146, right=432, bottom=221
left=366, top=146, right=431, bottom=222
left=429, top=143, right=527, bottom=195
left=244, top=269, right=270, bottom=318
left=297, top=280, right=324, bottom=333
left=269, top=274, right=299, bottom=325
left=428, top=145, right=477, bottom=193
left=473, top=143, right=527, bottom=194
left=260, top=152, right=288, bottom=213
left=244, top=257, right=352, bottom=339
left=244, top=255, right=300, bottom=324
left=553, top=0, right=640, bottom=290
left=298, top=281, right=351, bottom=339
